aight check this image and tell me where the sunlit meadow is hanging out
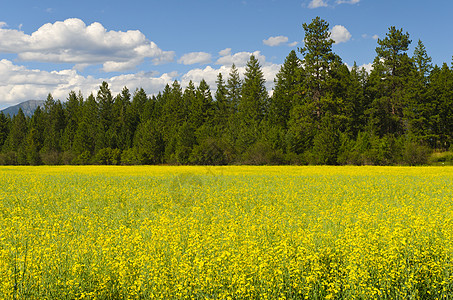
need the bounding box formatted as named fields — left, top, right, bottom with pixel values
left=1, top=166, right=452, bottom=299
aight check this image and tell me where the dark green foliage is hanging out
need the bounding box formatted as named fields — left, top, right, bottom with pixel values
left=1, top=17, right=452, bottom=165
left=0, top=112, right=9, bottom=150
left=236, top=55, right=268, bottom=152
left=269, top=50, right=302, bottom=130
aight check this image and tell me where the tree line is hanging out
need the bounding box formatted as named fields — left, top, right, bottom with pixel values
left=1, top=17, right=452, bottom=166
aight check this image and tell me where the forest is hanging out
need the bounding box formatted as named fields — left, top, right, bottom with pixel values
left=0, top=17, right=452, bottom=166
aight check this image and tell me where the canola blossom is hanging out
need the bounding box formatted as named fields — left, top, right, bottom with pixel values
left=0, top=166, right=452, bottom=299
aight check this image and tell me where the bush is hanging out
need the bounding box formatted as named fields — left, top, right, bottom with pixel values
left=241, top=141, right=286, bottom=165
left=121, top=148, right=140, bottom=165
left=190, top=138, right=227, bottom=165
left=72, top=151, right=91, bottom=165
left=429, top=151, right=453, bottom=165
left=61, top=151, right=76, bottom=165
left=0, top=151, right=17, bottom=165
left=40, top=150, right=61, bottom=165
left=94, top=148, right=121, bottom=165
left=400, top=142, right=431, bottom=166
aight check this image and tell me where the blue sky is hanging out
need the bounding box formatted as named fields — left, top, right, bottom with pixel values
left=0, top=0, right=452, bottom=109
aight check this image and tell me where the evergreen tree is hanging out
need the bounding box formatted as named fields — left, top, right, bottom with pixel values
left=427, top=63, right=453, bottom=149
left=413, top=39, right=433, bottom=81
left=73, top=93, right=98, bottom=157
left=404, top=41, right=432, bottom=140
left=133, top=119, right=164, bottom=164
left=96, top=81, right=115, bottom=150
left=4, top=108, right=27, bottom=164
left=214, top=73, right=230, bottom=130
left=26, top=106, right=45, bottom=165
left=0, top=112, right=8, bottom=151
left=348, top=63, right=369, bottom=136
left=269, top=50, right=302, bottom=130
left=368, top=26, right=413, bottom=136
left=61, top=91, right=81, bottom=152
left=226, top=64, right=242, bottom=113
left=42, top=98, right=66, bottom=156
left=300, top=16, right=335, bottom=119
left=114, top=87, right=133, bottom=151
left=193, top=79, right=213, bottom=129
left=312, top=112, right=340, bottom=165
left=237, top=55, right=268, bottom=151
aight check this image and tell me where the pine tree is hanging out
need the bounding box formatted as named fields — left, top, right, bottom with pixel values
left=73, top=93, right=98, bottom=156
left=237, top=55, right=268, bottom=151
left=226, top=64, right=242, bottom=114
left=26, top=106, right=45, bottom=165
left=368, top=26, right=413, bottom=136
left=300, top=16, right=335, bottom=119
left=348, top=63, right=369, bottom=136
left=413, top=39, right=433, bottom=81
left=404, top=40, right=432, bottom=141
left=269, top=50, right=302, bottom=130
left=61, top=90, right=81, bottom=152
left=214, top=73, right=230, bottom=129
left=194, top=79, right=213, bottom=128
left=42, top=98, right=66, bottom=155
left=96, top=81, right=115, bottom=150
left=427, top=63, right=453, bottom=149
left=4, top=108, right=27, bottom=164
left=113, top=87, right=133, bottom=151
left=0, top=111, right=9, bottom=151
left=374, top=26, right=412, bottom=117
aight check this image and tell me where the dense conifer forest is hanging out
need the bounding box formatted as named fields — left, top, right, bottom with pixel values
left=1, top=17, right=452, bottom=166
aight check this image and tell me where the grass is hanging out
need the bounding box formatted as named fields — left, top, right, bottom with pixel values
left=0, top=166, right=452, bottom=299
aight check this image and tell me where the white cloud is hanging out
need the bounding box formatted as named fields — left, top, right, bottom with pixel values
left=263, top=36, right=289, bottom=47
left=0, top=51, right=282, bottom=108
left=336, top=0, right=360, bottom=4
left=0, top=22, right=7, bottom=29
left=288, top=41, right=299, bottom=47
left=330, top=25, right=352, bottom=44
left=308, top=0, right=328, bottom=8
left=219, top=48, right=232, bottom=56
left=184, top=53, right=280, bottom=93
left=360, top=63, right=373, bottom=73
left=178, top=52, right=212, bottom=65
left=0, top=18, right=175, bottom=71
left=215, top=50, right=268, bottom=67
left=0, top=59, right=176, bottom=108
left=345, top=62, right=373, bottom=74
left=372, top=34, right=379, bottom=40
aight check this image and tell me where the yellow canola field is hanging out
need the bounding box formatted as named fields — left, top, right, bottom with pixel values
left=0, top=166, right=452, bottom=299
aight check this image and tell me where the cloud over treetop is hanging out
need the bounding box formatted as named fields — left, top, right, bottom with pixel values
left=0, top=18, right=175, bottom=71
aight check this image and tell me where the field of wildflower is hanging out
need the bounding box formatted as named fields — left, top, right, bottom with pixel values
left=0, top=166, right=452, bottom=299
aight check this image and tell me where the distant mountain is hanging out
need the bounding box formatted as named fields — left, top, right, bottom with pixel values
left=1, top=100, right=45, bottom=117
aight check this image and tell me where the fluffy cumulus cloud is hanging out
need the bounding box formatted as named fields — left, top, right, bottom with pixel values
left=336, top=0, right=360, bottom=4
left=308, top=0, right=359, bottom=8
left=0, top=59, right=176, bottom=108
left=330, top=25, right=352, bottom=44
left=345, top=62, right=373, bottom=74
left=308, top=0, right=328, bottom=8
left=216, top=50, right=268, bottom=67
left=218, top=48, right=232, bottom=56
left=0, top=49, right=281, bottom=108
left=184, top=51, right=281, bottom=93
left=178, top=52, right=212, bottom=65
left=263, top=36, right=289, bottom=47
left=0, top=18, right=175, bottom=72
